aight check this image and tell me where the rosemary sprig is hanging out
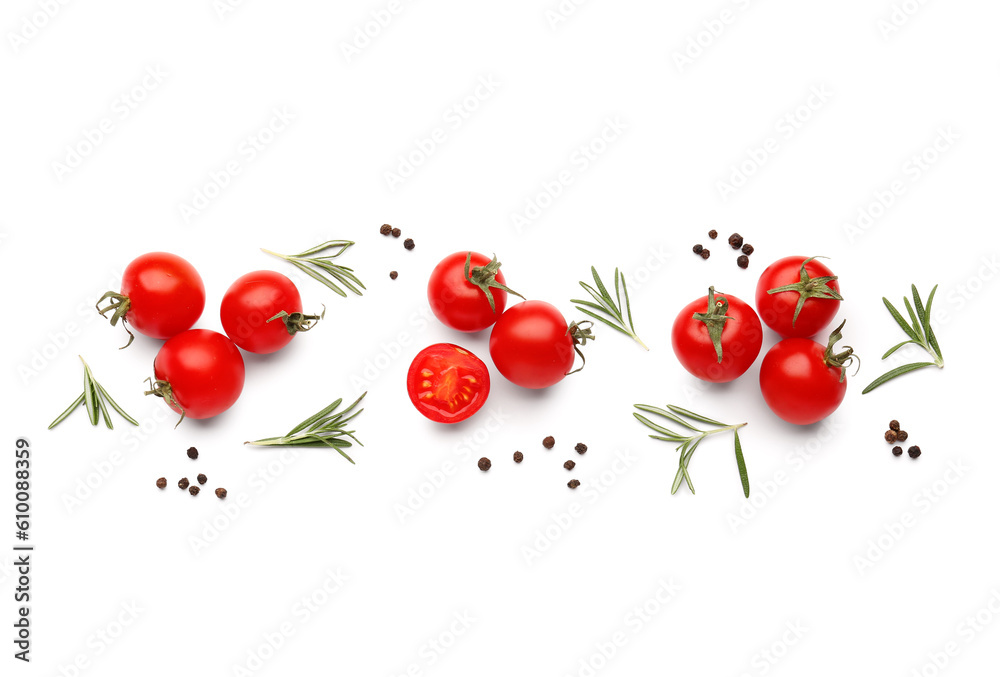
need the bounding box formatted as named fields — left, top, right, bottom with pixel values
left=572, top=267, right=648, bottom=350
left=633, top=404, right=749, bottom=497
left=862, top=284, right=943, bottom=394
left=48, top=356, right=139, bottom=430
left=262, top=240, right=365, bottom=297
left=245, top=393, right=366, bottom=463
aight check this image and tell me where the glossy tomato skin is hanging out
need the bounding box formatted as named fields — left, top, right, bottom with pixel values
left=406, top=343, right=490, bottom=424
left=671, top=292, right=763, bottom=383
left=489, top=301, right=576, bottom=389
left=153, top=330, right=246, bottom=420
left=759, top=338, right=846, bottom=425
left=428, top=252, right=508, bottom=332
left=221, top=271, right=303, bottom=354
left=755, top=256, right=840, bottom=339
left=120, top=252, right=205, bottom=339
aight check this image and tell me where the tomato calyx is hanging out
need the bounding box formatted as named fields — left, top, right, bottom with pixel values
left=144, top=377, right=185, bottom=427
left=565, top=320, right=595, bottom=375
left=823, top=320, right=860, bottom=383
left=267, top=305, right=325, bottom=336
left=95, top=291, right=135, bottom=349
left=692, top=287, right=734, bottom=363
left=766, top=256, right=842, bottom=328
left=464, top=252, right=524, bottom=313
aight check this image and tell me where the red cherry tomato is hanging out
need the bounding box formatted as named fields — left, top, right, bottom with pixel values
left=98, top=252, right=205, bottom=347
left=427, top=251, right=521, bottom=332
left=150, top=329, right=246, bottom=421
left=221, top=271, right=320, bottom=354
left=406, top=343, right=490, bottom=424
left=759, top=321, right=856, bottom=425
left=489, top=301, right=587, bottom=389
left=755, top=256, right=841, bottom=339
left=671, top=287, right=763, bottom=383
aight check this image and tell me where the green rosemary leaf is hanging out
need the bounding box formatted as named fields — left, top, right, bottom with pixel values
left=95, top=386, right=115, bottom=429
left=621, top=269, right=635, bottom=332
left=82, top=365, right=99, bottom=426
left=634, top=405, right=702, bottom=433
left=288, top=397, right=343, bottom=435
left=881, top=340, right=916, bottom=360
left=263, top=241, right=363, bottom=297
left=862, top=362, right=937, bottom=394
left=48, top=393, right=85, bottom=429
left=883, top=297, right=921, bottom=343
left=572, top=307, right=631, bottom=337
left=247, top=393, right=365, bottom=459
left=665, top=404, right=724, bottom=427
left=632, top=413, right=679, bottom=438
left=96, top=384, right=139, bottom=426
left=734, top=428, right=749, bottom=498
left=903, top=296, right=925, bottom=343
left=573, top=267, right=646, bottom=349
left=921, top=285, right=942, bottom=361
left=295, top=239, right=354, bottom=258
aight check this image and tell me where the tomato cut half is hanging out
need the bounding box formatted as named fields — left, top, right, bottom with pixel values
left=406, top=343, right=490, bottom=424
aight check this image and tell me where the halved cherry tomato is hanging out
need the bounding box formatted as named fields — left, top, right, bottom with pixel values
left=406, top=343, right=490, bottom=424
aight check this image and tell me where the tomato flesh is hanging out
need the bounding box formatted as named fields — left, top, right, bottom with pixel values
left=759, top=337, right=846, bottom=425
left=489, top=300, right=576, bottom=389
left=121, top=252, right=205, bottom=339
left=153, top=329, right=246, bottom=420
left=221, top=271, right=304, bottom=354
left=407, top=343, right=490, bottom=424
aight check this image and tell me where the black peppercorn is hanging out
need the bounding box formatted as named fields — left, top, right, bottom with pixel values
left=699, top=249, right=711, bottom=260
left=564, top=460, right=576, bottom=470
left=189, top=485, right=201, bottom=496
left=478, top=457, right=491, bottom=471
left=895, top=430, right=908, bottom=442
left=389, top=271, right=398, bottom=280
left=737, top=255, right=749, bottom=269
left=379, top=224, right=392, bottom=236
left=741, top=244, right=754, bottom=255
left=728, top=233, right=743, bottom=249
left=156, top=478, right=167, bottom=489
left=178, top=478, right=190, bottom=490
left=215, top=488, right=227, bottom=499
left=892, top=446, right=903, bottom=456
left=693, top=244, right=704, bottom=254
left=391, top=227, right=401, bottom=238
left=513, top=451, right=523, bottom=463
left=708, top=229, right=718, bottom=239
left=403, top=238, right=415, bottom=250
left=907, top=446, right=921, bottom=458
left=567, top=479, right=581, bottom=489
left=885, top=430, right=898, bottom=443
left=542, top=436, right=555, bottom=449
left=889, top=420, right=900, bottom=431
left=197, top=473, right=207, bottom=485
left=187, top=447, right=198, bottom=460
left=575, top=443, right=588, bottom=454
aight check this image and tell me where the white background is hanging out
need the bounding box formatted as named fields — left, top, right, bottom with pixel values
left=2, top=1, right=1000, bottom=675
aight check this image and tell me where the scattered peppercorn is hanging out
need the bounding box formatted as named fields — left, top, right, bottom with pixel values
left=189, top=485, right=201, bottom=496
left=575, top=443, right=588, bottom=454
left=884, top=430, right=897, bottom=443
left=708, top=229, right=718, bottom=239
left=389, top=271, right=398, bottom=280
left=728, top=233, right=743, bottom=249
left=187, top=447, right=198, bottom=460
left=892, top=446, right=903, bottom=456
left=699, top=249, right=711, bottom=260
left=889, top=420, right=900, bottom=431
left=156, top=477, right=167, bottom=489
left=197, top=473, right=207, bottom=485
left=895, top=430, right=908, bottom=442
left=513, top=451, right=523, bottom=463
left=542, top=436, right=555, bottom=449
left=478, top=457, right=491, bottom=471
left=908, top=446, right=921, bottom=458
left=379, top=224, right=392, bottom=236
left=564, top=460, right=576, bottom=470
left=391, top=227, right=401, bottom=238
left=403, top=238, right=415, bottom=250
left=178, top=477, right=190, bottom=490
left=741, top=244, right=754, bottom=255
left=215, top=488, right=227, bottom=499
left=693, top=244, right=704, bottom=254
left=568, top=479, right=581, bottom=489
left=737, top=255, right=749, bottom=269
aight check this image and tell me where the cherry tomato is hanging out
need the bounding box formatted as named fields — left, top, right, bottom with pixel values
left=427, top=251, right=522, bottom=332
left=98, top=252, right=205, bottom=347
left=149, top=329, right=246, bottom=421
left=755, top=256, right=841, bottom=339
left=221, top=271, right=321, bottom=354
left=489, top=301, right=588, bottom=389
left=671, top=287, right=763, bottom=383
left=759, top=321, right=856, bottom=425
left=406, top=343, right=490, bottom=424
